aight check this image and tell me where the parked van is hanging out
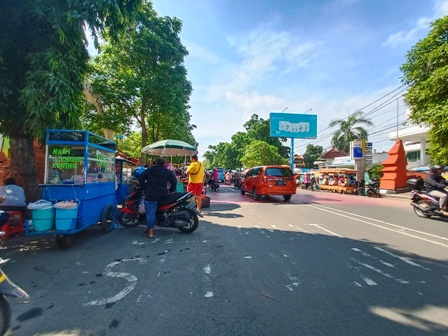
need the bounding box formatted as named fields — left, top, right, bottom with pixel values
left=240, top=165, right=296, bottom=201
left=216, top=167, right=225, bottom=182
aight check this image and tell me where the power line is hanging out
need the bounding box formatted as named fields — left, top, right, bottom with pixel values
left=293, top=85, right=408, bottom=154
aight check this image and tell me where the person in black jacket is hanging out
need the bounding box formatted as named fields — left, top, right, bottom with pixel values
left=138, top=157, right=177, bottom=238
left=425, top=165, right=448, bottom=215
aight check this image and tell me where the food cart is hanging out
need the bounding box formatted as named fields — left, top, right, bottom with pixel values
left=115, top=157, right=136, bottom=205
left=25, top=129, right=118, bottom=248
left=317, top=168, right=357, bottom=194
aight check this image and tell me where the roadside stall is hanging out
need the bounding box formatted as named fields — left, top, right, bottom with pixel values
left=317, top=168, right=357, bottom=194
left=25, top=129, right=118, bottom=248
left=115, top=157, right=136, bottom=205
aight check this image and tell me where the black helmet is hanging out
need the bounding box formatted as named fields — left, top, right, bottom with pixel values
left=430, top=165, right=443, bottom=174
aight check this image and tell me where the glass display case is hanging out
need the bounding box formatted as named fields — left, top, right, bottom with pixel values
left=45, top=130, right=116, bottom=185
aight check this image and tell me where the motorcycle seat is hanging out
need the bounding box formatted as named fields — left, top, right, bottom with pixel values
left=158, top=192, right=190, bottom=207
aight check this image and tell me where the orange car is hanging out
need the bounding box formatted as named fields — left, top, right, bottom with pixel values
left=240, top=165, right=296, bottom=201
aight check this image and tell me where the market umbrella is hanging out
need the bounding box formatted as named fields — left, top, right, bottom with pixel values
left=141, top=139, right=198, bottom=157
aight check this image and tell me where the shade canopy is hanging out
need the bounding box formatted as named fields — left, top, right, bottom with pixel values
left=141, top=139, right=197, bottom=157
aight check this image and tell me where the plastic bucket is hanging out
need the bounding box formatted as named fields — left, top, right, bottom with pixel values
left=55, top=205, right=78, bottom=231
left=32, top=207, right=55, bottom=231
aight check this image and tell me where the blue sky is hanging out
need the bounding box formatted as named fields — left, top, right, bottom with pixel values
left=149, top=0, right=447, bottom=158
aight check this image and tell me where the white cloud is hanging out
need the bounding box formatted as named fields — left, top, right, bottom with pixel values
left=184, top=41, right=221, bottom=64
left=382, top=17, right=431, bottom=48
left=434, top=0, right=448, bottom=16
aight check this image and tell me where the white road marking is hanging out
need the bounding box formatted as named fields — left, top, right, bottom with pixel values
left=84, top=258, right=144, bottom=306
left=346, top=261, right=377, bottom=286
left=374, top=247, right=431, bottom=271
left=351, top=258, right=409, bottom=284
left=244, top=256, right=252, bottom=259
left=204, top=291, right=214, bottom=297
left=352, top=248, right=395, bottom=268
left=309, top=224, right=344, bottom=238
left=288, top=224, right=309, bottom=233
left=152, top=238, right=161, bottom=244
left=354, top=281, right=363, bottom=287
left=307, top=204, right=448, bottom=248
left=203, top=265, right=211, bottom=274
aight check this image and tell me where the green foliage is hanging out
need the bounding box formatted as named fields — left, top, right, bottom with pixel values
left=401, top=16, right=448, bottom=166
left=240, top=140, right=288, bottom=168
left=89, top=5, right=195, bottom=162
left=203, top=114, right=289, bottom=169
left=0, top=0, right=142, bottom=199
left=117, top=132, right=142, bottom=158
left=303, top=144, right=323, bottom=168
left=368, top=164, right=384, bottom=179
left=328, top=111, right=373, bottom=154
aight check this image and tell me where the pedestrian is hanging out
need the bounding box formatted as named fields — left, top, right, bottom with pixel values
left=138, top=157, right=177, bottom=238
left=186, top=154, right=205, bottom=213
left=310, top=175, right=316, bottom=191
left=304, top=173, right=310, bottom=190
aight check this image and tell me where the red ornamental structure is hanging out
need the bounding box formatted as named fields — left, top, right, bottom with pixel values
left=380, top=139, right=408, bottom=192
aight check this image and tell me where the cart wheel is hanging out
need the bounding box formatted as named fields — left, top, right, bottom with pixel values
left=56, top=235, right=72, bottom=249
left=100, top=204, right=116, bottom=233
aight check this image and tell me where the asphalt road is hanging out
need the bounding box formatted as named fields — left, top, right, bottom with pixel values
left=3, top=184, right=448, bottom=336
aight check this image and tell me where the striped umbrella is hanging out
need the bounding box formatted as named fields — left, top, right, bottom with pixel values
left=141, top=139, right=197, bottom=157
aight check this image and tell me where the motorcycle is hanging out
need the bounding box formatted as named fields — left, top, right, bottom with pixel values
left=118, top=186, right=201, bottom=233
left=234, top=178, right=242, bottom=189
left=0, top=241, right=29, bottom=336
left=224, top=173, right=233, bottom=185
left=210, top=179, right=219, bottom=192
left=366, top=178, right=381, bottom=197
left=408, top=178, right=446, bottom=218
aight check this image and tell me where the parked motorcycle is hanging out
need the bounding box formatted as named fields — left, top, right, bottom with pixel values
left=366, top=178, right=381, bottom=197
left=0, top=246, right=29, bottom=336
left=408, top=178, right=446, bottom=218
left=118, top=186, right=200, bottom=233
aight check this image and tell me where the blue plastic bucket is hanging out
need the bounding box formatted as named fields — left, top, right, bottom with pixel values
left=32, top=207, right=55, bottom=231
left=55, top=205, right=78, bottom=231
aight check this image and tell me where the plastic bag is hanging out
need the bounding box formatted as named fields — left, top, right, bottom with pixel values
left=138, top=198, right=146, bottom=214
left=54, top=201, right=78, bottom=209
left=27, top=200, right=53, bottom=210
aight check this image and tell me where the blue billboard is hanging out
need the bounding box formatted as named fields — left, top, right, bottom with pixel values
left=269, top=113, right=317, bottom=139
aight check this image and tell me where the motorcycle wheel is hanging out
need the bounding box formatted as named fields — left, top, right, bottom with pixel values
left=413, top=202, right=431, bottom=218
left=177, top=209, right=199, bottom=233
left=366, top=190, right=374, bottom=197
left=0, top=295, right=11, bottom=336
left=118, top=212, right=141, bottom=228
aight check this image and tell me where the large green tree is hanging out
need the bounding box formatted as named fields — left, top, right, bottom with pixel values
left=401, top=16, right=448, bottom=165
left=89, top=5, right=195, bottom=162
left=328, top=111, right=373, bottom=153
left=303, top=144, right=323, bottom=168
left=240, top=140, right=288, bottom=168
left=0, top=0, right=142, bottom=200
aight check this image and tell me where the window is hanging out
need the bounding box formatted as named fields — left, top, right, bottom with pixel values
left=265, top=167, right=293, bottom=177
left=406, top=151, right=421, bottom=162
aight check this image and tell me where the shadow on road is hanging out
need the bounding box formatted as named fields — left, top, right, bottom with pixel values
left=1, top=204, right=447, bottom=336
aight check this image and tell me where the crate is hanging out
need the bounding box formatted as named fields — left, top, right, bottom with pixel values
left=55, top=204, right=79, bottom=231
left=32, top=207, right=55, bottom=231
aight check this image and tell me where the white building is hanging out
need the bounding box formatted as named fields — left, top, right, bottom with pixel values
left=388, top=109, right=430, bottom=169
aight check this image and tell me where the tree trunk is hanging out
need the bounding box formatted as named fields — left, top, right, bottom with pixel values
left=9, top=136, right=41, bottom=203
left=140, top=100, right=148, bottom=164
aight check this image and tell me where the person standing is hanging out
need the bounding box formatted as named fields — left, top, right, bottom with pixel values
left=138, top=157, right=177, bottom=238
left=186, top=154, right=205, bottom=213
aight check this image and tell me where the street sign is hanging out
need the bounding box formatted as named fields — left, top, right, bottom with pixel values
left=350, top=140, right=364, bottom=160
left=269, top=113, right=317, bottom=139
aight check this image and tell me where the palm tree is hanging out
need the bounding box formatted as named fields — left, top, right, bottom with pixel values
left=329, top=111, right=373, bottom=153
